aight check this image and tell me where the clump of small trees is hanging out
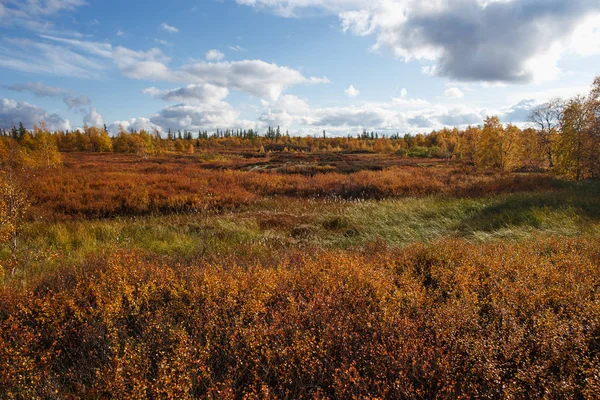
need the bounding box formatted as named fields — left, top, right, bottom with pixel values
left=0, top=123, right=62, bottom=274
left=526, top=77, right=600, bottom=180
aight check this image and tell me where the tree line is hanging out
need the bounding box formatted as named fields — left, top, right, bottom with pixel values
left=1, top=76, right=599, bottom=179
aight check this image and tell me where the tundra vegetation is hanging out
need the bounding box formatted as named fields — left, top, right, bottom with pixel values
left=0, top=77, right=599, bottom=398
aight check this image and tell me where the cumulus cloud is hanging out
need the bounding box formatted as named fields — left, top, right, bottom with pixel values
left=83, top=107, right=104, bottom=127
left=120, top=92, right=542, bottom=136
left=0, top=98, right=70, bottom=131
left=407, top=115, right=434, bottom=128
left=4, top=80, right=96, bottom=115
left=143, top=84, right=229, bottom=104
left=139, top=83, right=254, bottom=131
left=345, top=84, right=360, bottom=98
left=437, top=109, right=484, bottom=126
left=340, top=10, right=373, bottom=36
left=258, top=94, right=413, bottom=134
left=501, top=99, right=538, bottom=123
left=314, top=107, right=394, bottom=128
left=379, top=0, right=600, bottom=83
left=123, top=58, right=329, bottom=100
left=238, top=0, right=600, bottom=83
left=444, top=87, right=465, bottom=98
left=206, top=49, right=225, bottom=61
left=109, top=117, right=161, bottom=134
left=150, top=102, right=243, bottom=131
left=160, top=23, right=179, bottom=33
left=254, top=92, right=546, bottom=135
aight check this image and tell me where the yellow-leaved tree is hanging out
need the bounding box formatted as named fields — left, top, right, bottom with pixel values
left=30, top=123, right=62, bottom=168
left=0, top=138, right=30, bottom=273
left=475, top=116, right=504, bottom=169
left=554, top=95, right=598, bottom=180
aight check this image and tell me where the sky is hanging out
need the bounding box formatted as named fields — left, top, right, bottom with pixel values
left=0, top=0, right=599, bottom=136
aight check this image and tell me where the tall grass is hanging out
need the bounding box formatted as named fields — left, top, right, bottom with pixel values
left=3, top=182, right=598, bottom=285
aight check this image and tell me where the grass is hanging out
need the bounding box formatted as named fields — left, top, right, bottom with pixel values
left=6, top=181, right=598, bottom=284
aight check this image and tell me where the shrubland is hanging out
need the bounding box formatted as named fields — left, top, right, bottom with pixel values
left=2, top=239, right=600, bottom=398
left=0, top=76, right=599, bottom=399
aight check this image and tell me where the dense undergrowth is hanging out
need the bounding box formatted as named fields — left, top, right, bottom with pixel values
left=1, top=239, right=600, bottom=398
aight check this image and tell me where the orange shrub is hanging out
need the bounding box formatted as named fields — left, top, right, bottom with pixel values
left=1, top=238, right=599, bottom=398
left=27, top=153, right=555, bottom=220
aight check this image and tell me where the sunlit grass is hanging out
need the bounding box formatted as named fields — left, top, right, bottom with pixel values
left=6, top=182, right=598, bottom=284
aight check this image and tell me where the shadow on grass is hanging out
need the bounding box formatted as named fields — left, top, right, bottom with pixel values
left=457, top=181, right=600, bottom=233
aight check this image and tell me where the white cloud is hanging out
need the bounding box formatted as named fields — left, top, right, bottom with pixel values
left=1, top=34, right=328, bottom=101
left=444, top=87, right=465, bottom=98
left=5, top=81, right=95, bottom=115
left=160, top=23, right=179, bottom=33
left=64, top=95, right=91, bottom=109
left=143, top=84, right=229, bottom=104
left=154, top=38, right=171, bottom=46
left=257, top=94, right=425, bottom=134
left=436, top=108, right=484, bottom=126
left=109, top=117, right=161, bottom=134
left=568, top=13, right=600, bottom=56
left=2, top=35, right=169, bottom=81
left=255, top=91, right=544, bottom=135
left=501, top=99, right=538, bottom=124
left=0, top=37, right=108, bottom=78
left=237, top=0, right=600, bottom=84
left=124, top=58, right=329, bottom=100
left=340, top=10, right=373, bottom=36
left=206, top=49, right=225, bottom=61
left=5, top=0, right=86, bottom=16
left=345, top=84, right=360, bottom=98
left=0, top=98, right=70, bottom=131
left=228, top=45, right=245, bottom=52
left=5, top=81, right=71, bottom=97
left=83, top=107, right=104, bottom=127
left=0, top=0, right=87, bottom=35
left=150, top=102, right=242, bottom=131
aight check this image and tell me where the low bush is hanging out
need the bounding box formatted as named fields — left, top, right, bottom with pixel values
left=1, top=238, right=599, bottom=398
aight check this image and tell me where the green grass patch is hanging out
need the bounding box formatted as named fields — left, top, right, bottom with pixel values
left=4, top=183, right=599, bottom=283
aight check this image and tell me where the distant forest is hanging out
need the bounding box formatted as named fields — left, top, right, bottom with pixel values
left=1, top=76, right=599, bottom=180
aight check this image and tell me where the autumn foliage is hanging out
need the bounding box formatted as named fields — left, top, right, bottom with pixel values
left=23, top=152, right=557, bottom=220
left=1, top=238, right=599, bottom=398
left=1, top=76, right=599, bottom=399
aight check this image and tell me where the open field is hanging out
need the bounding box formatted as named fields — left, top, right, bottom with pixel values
left=2, top=150, right=600, bottom=398
left=30, top=152, right=555, bottom=220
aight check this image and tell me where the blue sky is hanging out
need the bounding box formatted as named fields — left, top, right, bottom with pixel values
left=1, top=0, right=599, bottom=135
